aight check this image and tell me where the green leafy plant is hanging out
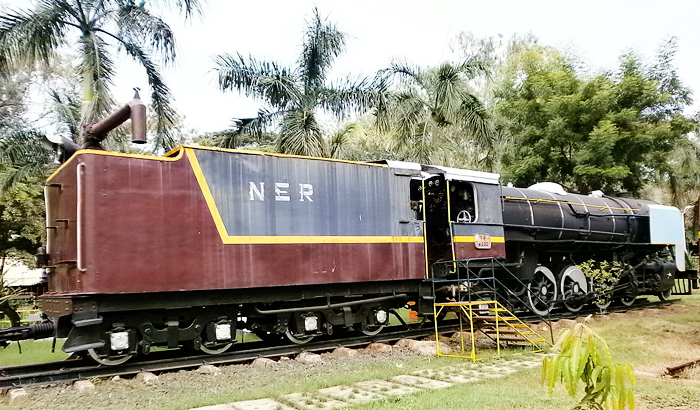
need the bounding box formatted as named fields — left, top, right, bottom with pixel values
left=542, top=323, right=635, bottom=410
left=579, top=260, right=626, bottom=307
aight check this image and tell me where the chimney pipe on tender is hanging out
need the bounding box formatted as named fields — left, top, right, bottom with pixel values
left=82, top=88, right=147, bottom=149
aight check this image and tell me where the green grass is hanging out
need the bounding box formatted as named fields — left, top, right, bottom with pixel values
left=0, top=339, right=69, bottom=367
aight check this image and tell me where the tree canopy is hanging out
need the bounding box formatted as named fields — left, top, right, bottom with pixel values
left=494, top=39, right=698, bottom=195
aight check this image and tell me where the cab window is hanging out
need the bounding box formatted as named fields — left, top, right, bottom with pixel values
left=450, top=182, right=477, bottom=223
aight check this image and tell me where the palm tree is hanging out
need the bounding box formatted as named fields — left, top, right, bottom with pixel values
left=213, top=7, right=386, bottom=157
left=0, top=0, right=202, bottom=151
left=380, top=59, right=494, bottom=169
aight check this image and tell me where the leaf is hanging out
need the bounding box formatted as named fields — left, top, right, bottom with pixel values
left=589, top=366, right=605, bottom=394
left=541, top=355, right=550, bottom=386
left=626, top=363, right=636, bottom=387
left=569, top=337, right=583, bottom=395
left=628, top=388, right=636, bottom=410
left=555, top=328, right=572, bottom=350
left=548, top=356, right=559, bottom=395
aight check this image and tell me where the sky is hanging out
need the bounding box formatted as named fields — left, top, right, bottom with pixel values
left=2, top=0, right=700, bottom=134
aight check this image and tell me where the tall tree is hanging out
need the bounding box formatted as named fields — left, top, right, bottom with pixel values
left=213, top=7, right=385, bottom=157
left=494, top=39, right=697, bottom=195
left=0, top=0, right=202, bottom=151
left=378, top=59, right=494, bottom=169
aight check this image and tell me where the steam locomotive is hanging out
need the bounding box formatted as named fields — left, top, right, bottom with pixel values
left=0, top=142, right=676, bottom=365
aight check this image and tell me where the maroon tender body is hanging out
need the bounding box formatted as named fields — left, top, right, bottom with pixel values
left=43, top=147, right=426, bottom=296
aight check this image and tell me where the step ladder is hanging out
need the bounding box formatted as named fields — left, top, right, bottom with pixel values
left=433, top=300, right=551, bottom=361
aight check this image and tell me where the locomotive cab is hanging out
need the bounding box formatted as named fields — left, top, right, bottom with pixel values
left=419, top=166, right=505, bottom=277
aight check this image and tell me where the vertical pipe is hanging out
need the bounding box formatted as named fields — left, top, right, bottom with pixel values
left=76, top=163, right=86, bottom=272
left=44, top=186, right=53, bottom=256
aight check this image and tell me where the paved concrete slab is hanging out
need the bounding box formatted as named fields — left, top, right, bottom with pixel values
left=412, top=368, right=481, bottom=384
left=390, top=375, right=453, bottom=389
left=230, top=398, right=296, bottom=410
left=281, top=392, right=347, bottom=409
left=317, top=385, right=385, bottom=404
left=191, top=405, right=236, bottom=410
left=354, top=379, right=421, bottom=396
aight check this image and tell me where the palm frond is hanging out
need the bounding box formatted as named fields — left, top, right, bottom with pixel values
left=455, top=58, right=491, bottom=81
left=214, top=53, right=300, bottom=109
left=143, top=0, right=204, bottom=20
left=387, top=59, right=424, bottom=88
left=112, top=3, right=176, bottom=64
left=0, top=0, right=70, bottom=73
left=278, top=108, right=326, bottom=157
left=78, top=33, right=116, bottom=125
left=458, top=92, right=493, bottom=146
left=389, top=90, right=427, bottom=145
left=433, top=62, right=468, bottom=123
left=299, top=7, right=346, bottom=90
left=236, top=108, right=286, bottom=135
left=329, top=123, right=360, bottom=158
left=48, top=88, right=81, bottom=139
left=318, top=75, right=382, bottom=119
left=0, top=128, right=53, bottom=192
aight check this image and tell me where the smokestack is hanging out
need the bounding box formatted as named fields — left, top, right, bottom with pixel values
left=82, top=87, right=148, bottom=149
left=129, top=88, right=147, bottom=144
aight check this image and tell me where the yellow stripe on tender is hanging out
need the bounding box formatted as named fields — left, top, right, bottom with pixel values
left=186, top=149, right=231, bottom=241
left=186, top=148, right=423, bottom=245
left=47, top=147, right=186, bottom=182
left=47, top=143, right=382, bottom=183
left=182, top=144, right=386, bottom=167
left=453, top=236, right=505, bottom=243
left=221, top=236, right=424, bottom=245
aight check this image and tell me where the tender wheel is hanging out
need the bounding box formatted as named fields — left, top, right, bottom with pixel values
left=284, top=314, right=317, bottom=344
left=357, top=308, right=388, bottom=336
left=658, top=289, right=672, bottom=301
left=359, top=324, right=384, bottom=336
left=526, top=266, right=557, bottom=316
left=560, top=265, right=588, bottom=313
left=197, top=318, right=234, bottom=354
left=86, top=348, right=133, bottom=366
left=199, top=342, right=233, bottom=355
left=285, top=329, right=314, bottom=344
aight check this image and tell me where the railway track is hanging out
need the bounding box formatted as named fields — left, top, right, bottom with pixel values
left=0, top=298, right=679, bottom=390
left=0, top=322, right=449, bottom=390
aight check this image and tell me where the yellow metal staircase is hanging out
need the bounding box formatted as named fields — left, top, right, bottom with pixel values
left=433, top=300, right=551, bottom=361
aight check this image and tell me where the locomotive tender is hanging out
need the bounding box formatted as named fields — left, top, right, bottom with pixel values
left=14, top=145, right=687, bottom=364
